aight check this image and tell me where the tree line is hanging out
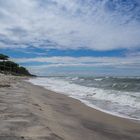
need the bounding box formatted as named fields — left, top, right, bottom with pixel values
left=0, top=54, right=33, bottom=76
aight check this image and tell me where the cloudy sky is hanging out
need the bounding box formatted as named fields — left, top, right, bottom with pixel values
left=0, top=0, right=140, bottom=76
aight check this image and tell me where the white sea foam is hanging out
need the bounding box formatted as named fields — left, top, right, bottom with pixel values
left=28, top=77, right=140, bottom=120
left=94, top=78, right=103, bottom=81
left=71, top=77, right=79, bottom=81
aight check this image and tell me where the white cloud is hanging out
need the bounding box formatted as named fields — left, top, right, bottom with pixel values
left=15, top=55, right=139, bottom=76
left=14, top=55, right=140, bottom=68
left=0, top=0, right=140, bottom=50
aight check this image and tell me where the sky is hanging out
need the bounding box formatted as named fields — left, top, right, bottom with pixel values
left=0, top=0, right=140, bottom=76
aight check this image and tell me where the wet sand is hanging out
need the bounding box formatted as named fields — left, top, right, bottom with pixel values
left=0, top=76, right=140, bottom=140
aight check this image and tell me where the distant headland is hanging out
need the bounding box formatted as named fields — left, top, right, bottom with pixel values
left=0, top=54, right=34, bottom=76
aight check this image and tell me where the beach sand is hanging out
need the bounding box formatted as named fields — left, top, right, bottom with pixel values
left=0, top=76, right=140, bottom=140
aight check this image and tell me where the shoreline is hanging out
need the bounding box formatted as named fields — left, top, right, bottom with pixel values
left=72, top=97, right=140, bottom=122
left=28, top=81, right=140, bottom=123
left=71, top=97, right=140, bottom=122
left=28, top=79, right=140, bottom=122
left=0, top=77, right=140, bottom=139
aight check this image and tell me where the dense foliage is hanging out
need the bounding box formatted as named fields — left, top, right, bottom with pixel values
left=0, top=54, right=33, bottom=76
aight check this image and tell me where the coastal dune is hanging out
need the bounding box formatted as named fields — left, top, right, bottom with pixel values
left=0, top=76, right=140, bottom=140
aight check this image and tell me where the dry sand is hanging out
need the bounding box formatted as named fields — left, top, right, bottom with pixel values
left=0, top=76, right=140, bottom=140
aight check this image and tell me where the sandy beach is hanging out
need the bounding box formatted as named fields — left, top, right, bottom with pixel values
left=0, top=76, right=140, bottom=140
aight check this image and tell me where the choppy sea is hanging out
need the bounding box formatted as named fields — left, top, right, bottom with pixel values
left=29, top=76, right=140, bottom=120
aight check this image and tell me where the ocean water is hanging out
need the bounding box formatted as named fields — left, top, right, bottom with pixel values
left=29, top=76, right=140, bottom=120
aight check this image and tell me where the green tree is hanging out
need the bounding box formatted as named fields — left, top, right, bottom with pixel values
left=0, top=54, right=9, bottom=73
left=5, top=61, right=19, bottom=73
left=0, top=54, right=9, bottom=60
left=17, top=66, right=31, bottom=76
left=0, top=53, right=33, bottom=76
